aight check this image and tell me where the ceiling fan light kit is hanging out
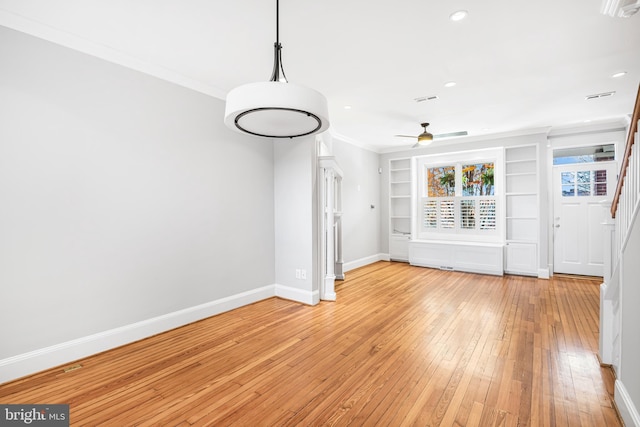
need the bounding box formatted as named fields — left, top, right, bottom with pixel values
left=394, top=122, right=468, bottom=148
left=395, top=123, right=433, bottom=147
left=224, top=0, right=329, bottom=138
left=417, top=123, right=434, bottom=144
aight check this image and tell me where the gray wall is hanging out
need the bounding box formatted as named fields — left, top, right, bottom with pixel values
left=621, top=211, right=640, bottom=419
left=332, top=139, right=381, bottom=264
left=0, top=26, right=275, bottom=359
left=274, top=138, right=315, bottom=294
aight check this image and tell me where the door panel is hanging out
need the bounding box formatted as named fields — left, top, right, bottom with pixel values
left=553, top=162, right=616, bottom=276
left=558, top=202, right=581, bottom=264
left=587, top=202, right=605, bottom=265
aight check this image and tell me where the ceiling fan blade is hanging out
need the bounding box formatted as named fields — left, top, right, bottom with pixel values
left=394, top=134, right=418, bottom=139
left=412, top=142, right=420, bottom=148
left=433, top=131, right=468, bottom=139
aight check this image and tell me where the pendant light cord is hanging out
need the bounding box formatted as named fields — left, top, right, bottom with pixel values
left=270, top=0, right=287, bottom=82
left=223, top=0, right=329, bottom=138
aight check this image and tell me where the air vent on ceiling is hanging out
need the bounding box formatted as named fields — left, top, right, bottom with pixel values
left=414, top=95, right=439, bottom=103
left=585, top=91, right=615, bottom=100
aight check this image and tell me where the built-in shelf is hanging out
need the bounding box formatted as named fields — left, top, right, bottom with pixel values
left=505, top=146, right=536, bottom=161
left=505, top=192, right=537, bottom=196
left=504, top=145, right=538, bottom=276
left=505, top=172, right=536, bottom=177
left=506, top=160, right=536, bottom=175
left=389, top=158, right=412, bottom=261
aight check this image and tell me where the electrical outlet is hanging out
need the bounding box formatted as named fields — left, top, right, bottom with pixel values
left=301, top=269, right=306, bottom=279
left=295, top=269, right=301, bottom=279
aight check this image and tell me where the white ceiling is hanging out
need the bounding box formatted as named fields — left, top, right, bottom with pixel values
left=1, top=0, right=639, bottom=152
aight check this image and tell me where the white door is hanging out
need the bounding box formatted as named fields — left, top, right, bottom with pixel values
left=553, top=162, right=616, bottom=276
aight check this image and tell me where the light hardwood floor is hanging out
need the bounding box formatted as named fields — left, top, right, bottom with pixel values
left=0, top=262, right=620, bottom=426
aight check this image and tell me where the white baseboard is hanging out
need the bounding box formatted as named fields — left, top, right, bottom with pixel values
left=538, top=268, right=550, bottom=279
left=343, top=253, right=389, bottom=272
left=275, top=284, right=319, bottom=306
left=0, top=285, right=275, bottom=385
left=616, top=379, right=640, bottom=426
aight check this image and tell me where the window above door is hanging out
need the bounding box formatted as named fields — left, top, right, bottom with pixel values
left=553, top=144, right=615, bottom=165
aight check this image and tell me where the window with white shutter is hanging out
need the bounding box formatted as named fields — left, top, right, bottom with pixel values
left=423, top=200, right=437, bottom=229
left=440, top=199, right=456, bottom=229
left=479, top=199, right=496, bottom=230
left=460, top=200, right=476, bottom=229
left=416, top=154, right=500, bottom=239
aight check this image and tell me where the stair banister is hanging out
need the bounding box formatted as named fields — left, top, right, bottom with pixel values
left=611, top=84, right=640, bottom=218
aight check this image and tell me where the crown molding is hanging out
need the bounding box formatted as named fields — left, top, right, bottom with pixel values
left=0, top=9, right=227, bottom=100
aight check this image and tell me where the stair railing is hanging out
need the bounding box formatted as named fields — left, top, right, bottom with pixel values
left=611, top=84, right=640, bottom=220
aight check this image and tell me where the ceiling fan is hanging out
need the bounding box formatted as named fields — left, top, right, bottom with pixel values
left=395, top=123, right=468, bottom=148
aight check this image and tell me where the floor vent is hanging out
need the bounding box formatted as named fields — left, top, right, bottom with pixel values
left=63, top=363, right=83, bottom=373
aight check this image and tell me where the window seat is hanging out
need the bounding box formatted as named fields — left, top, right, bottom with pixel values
left=408, top=239, right=504, bottom=276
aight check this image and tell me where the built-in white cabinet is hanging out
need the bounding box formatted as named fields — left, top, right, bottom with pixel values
left=409, top=240, right=504, bottom=276
left=390, top=234, right=411, bottom=261
left=389, top=158, right=411, bottom=261
left=504, top=145, right=538, bottom=276
left=505, top=242, right=537, bottom=274
left=388, top=148, right=540, bottom=276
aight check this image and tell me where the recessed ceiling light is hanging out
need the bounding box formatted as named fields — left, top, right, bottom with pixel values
left=444, top=81, right=457, bottom=88
left=344, top=105, right=352, bottom=110
left=449, top=10, right=468, bottom=21
left=612, top=71, right=627, bottom=78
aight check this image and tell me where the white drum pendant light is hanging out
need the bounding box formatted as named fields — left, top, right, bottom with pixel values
left=224, top=0, right=330, bottom=138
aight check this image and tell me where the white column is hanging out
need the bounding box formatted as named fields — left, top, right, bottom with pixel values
left=318, top=165, right=327, bottom=301
left=317, top=156, right=343, bottom=302
left=335, top=176, right=344, bottom=280
left=323, top=169, right=337, bottom=301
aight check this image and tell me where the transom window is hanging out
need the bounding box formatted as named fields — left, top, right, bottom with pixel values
left=553, top=144, right=615, bottom=165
